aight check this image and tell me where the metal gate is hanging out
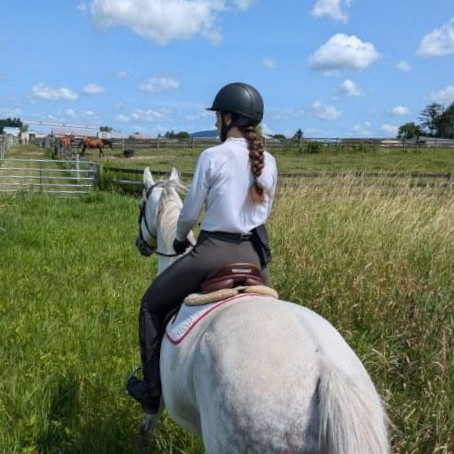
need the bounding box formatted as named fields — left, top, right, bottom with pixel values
left=0, top=158, right=96, bottom=195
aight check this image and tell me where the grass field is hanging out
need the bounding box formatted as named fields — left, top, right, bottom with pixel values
left=1, top=144, right=453, bottom=453
left=11, top=142, right=454, bottom=174
left=103, top=145, right=454, bottom=175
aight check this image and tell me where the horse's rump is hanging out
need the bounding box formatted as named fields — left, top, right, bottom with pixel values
left=162, top=297, right=389, bottom=453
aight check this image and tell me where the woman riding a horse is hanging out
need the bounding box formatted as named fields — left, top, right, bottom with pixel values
left=127, top=82, right=278, bottom=414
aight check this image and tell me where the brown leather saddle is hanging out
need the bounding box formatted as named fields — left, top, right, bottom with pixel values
left=163, top=263, right=264, bottom=330
left=200, top=262, right=264, bottom=293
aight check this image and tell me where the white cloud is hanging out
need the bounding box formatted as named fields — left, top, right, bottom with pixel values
left=262, top=57, right=276, bottom=69
left=311, top=101, right=340, bottom=120
left=391, top=105, right=411, bottom=116
left=381, top=124, right=398, bottom=136
left=31, top=84, right=78, bottom=101
left=311, top=0, right=352, bottom=22
left=115, top=114, right=130, bottom=122
left=117, top=70, right=128, bottom=79
left=310, top=33, right=380, bottom=72
left=396, top=60, right=411, bottom=72
left=234, top=0, right=258, bottom=10
left=82, top=83, right=106, bottom=95
left=131, top=109, right=168, bottom=122
left=186, top=110, right=212, bottom=121
left=430, top=85, right=454, bottom=104
left=338, top=79, right=361, bottom=96
left=352, top=121, right=371, bottom=136
left=138, top=76, right=180, bottom=93
left=65, top=109, right=77, bottom=118
left=78, top=2, right=87, bottom=12
left=90, top=0, right=255, bottom=45
left=417, top=18, right=454, bottom=57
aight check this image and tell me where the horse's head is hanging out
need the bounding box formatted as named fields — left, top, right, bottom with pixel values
left=136, top=167, right=183, bottom=257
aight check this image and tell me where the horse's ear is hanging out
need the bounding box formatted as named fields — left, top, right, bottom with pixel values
left=143, top=167, right=154, bottom=188
left=169, top=167, right=180, bottom=184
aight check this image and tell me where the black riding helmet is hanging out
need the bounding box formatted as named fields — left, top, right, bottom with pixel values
left=207, top=82, right=264, bottom=141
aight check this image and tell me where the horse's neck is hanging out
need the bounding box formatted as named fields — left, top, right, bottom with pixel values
left=156, top=189, right=183, bottom=274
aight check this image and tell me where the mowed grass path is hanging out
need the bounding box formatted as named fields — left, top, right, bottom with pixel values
left=1, top=178, right=453, bottom=452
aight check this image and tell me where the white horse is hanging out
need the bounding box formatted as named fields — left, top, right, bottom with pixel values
left=135, top=166, right=390, bottom=454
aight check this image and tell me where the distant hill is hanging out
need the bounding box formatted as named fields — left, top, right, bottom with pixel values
left=190, top=129, right=219, bottom=138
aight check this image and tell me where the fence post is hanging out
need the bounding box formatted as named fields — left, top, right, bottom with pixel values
left=76, top=155, right=80, bottom=185
left=448, top=173, right=453, bottom=193
left=39, top=161, right=43, bottom=192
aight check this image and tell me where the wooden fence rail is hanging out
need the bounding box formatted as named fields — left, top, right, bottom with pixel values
left=33, top=135, right=454, bottom=154
left=102, top=166, right=453, bottom=194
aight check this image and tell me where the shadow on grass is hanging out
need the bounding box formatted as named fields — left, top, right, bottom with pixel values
left=34, top=373, right=202, bottom=454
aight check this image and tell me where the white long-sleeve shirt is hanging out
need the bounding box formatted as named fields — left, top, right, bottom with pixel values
left=176, top=137, right=277, bottom=241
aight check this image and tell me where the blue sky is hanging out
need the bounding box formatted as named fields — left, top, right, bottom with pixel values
left=1, top=0, right=453, bottom=138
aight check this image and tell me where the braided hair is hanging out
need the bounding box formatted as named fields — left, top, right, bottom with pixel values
left=239, top=125, right=266, bottom=204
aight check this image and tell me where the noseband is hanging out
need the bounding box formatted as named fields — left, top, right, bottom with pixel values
left=138, top=182, right=179, bottom=258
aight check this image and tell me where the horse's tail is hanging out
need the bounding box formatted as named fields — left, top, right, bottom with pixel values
left=317, top=368, right=390, bottom=454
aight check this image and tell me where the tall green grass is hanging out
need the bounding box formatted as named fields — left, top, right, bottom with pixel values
left=271, top=178, right=454, bottom=454
left=0, top=180, right=453, bottom=453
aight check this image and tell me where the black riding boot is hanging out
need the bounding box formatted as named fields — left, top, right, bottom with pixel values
left=126, top=301, right=164, bottom=414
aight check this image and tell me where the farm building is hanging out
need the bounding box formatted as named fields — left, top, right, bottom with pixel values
left=20, top=130, right=47, bottom=144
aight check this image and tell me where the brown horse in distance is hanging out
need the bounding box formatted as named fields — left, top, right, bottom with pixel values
left=59, top=134, right=74, bottom=149
left=81, top=137, right=113, bottom=157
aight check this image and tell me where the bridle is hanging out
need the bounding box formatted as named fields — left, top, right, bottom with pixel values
left=137, top=182, right=180, bottom=258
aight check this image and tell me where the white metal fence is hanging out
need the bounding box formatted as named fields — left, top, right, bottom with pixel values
left=0, top=158, right=96, bottom=195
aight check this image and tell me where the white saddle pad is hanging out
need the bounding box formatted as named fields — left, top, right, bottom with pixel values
left=165, top=293, right=252, bottom=345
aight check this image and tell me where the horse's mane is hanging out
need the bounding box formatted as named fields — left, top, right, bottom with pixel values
left=155, top=179, right=188, bottom=248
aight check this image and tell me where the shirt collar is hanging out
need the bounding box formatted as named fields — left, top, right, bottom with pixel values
left=226, top=137, right=247, bottom=144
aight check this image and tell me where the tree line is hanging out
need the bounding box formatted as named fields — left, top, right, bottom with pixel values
left=0, top=117, right=23, bottom=134
left=398, top=101, right=454, bottom=140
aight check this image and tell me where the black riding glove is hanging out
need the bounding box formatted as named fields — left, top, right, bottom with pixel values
left=173, top=238, right=191, bottom=254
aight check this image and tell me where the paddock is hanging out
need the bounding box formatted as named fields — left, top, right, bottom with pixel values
left=0, top=143, right=453, bottom=453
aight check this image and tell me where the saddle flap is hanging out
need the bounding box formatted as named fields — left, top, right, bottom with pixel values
left=200, top=262, right=263, bottom=293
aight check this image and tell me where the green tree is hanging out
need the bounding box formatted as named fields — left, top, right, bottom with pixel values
left=177, top=131, right=190, bottom=139
left=397, top=122, right=423, bottom=141
left=419, top=103, right=444, bottom=136
left=438, top=102, right=454, bottom=138
left=292, top=128, right=304, bottom=141
left=99, top=126, right=113, bottom=132
left=0, top=117, right=23, bottom=134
